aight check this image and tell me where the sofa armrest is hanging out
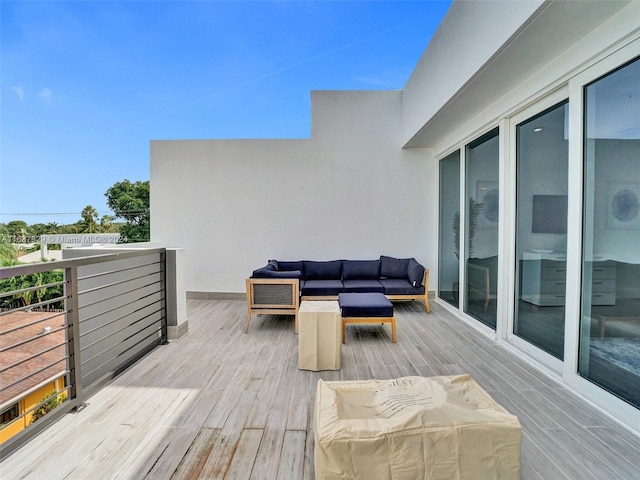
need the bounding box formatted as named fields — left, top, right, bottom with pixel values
left=407, top=258, right=426, bottom=287
left=245, top=278, right=300, bottom=333
left=246, top=278, right=299, bottom=307
left=252, top=267, right=301, bottom=279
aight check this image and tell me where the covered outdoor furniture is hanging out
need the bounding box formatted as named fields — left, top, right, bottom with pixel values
left=314, top=375, right=522, bottom=480
left=298, top=300, right=341, bottom=371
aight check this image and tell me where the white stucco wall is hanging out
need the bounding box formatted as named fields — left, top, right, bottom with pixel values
left=151, top=90, right=435, bottom=294
left=150, top=1, right=638, bottom=296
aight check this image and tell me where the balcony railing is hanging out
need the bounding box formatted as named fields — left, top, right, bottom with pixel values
left=0, top=248, right=167, bottom=458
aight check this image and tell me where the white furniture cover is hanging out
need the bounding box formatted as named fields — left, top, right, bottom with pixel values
left=298, top=301, right=341, bottom=371
left=314, top=374, right=521, bottom=479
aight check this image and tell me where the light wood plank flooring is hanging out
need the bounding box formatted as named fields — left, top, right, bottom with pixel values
left=2, top=299, right=640, bottom=479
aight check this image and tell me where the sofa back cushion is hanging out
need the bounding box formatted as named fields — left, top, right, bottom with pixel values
left=277, top=260, right=305, bottom=274
left=342, top=260, right=381, bottom=280
left=379, top=255, right=410, bottom=279
left=304, top=260, right=343, bottom=280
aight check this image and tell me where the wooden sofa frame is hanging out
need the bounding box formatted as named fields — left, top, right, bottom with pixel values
left=245, top=278, right=299, bottom=333
left=466, top=263, right=492, bottom=312
left=300, top=269, right=431, bottom=314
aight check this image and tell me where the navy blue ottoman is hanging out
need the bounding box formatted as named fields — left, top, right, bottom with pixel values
left=338, top=292, right=396, bottom=343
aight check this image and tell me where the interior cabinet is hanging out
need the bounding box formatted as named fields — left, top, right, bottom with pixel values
left=521, top=253, right=616, bottom=307
left=521, top=253, right=567, bottom=306
left=589, top=261, right=617, bottom=306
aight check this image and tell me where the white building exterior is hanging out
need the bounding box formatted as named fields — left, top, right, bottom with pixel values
left=151, top=1, right=640, bottom=433
left=151, top=90, right=434, bottom=294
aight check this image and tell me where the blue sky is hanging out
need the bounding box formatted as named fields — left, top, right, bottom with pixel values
left=1, top=0, right=451, bottom=225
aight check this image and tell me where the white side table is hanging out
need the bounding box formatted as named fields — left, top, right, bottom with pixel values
left=298, top=301, right=341, bottom=371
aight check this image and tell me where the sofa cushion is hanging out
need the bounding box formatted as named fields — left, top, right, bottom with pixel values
left=379, top=255, right=410, bottom=279
left=301, top=280, right=344, bottom=296
left=407, top=258, right=425, bottom=287
left=268, top=259, right=279, bottom=269
left=342, top=260, right=381, bottom=280
left=342, top=279, right=384, bottom=293
left=277, top=260, right=304, bottom=273
left=304, top=260, right=343, bottom=280
left=380, top=278, right=425, bottom=295
left=338, top=292, right=393, bottom=317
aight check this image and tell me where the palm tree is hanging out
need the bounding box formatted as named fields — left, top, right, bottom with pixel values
left=81, top=205, right=99, bottom=233
left=100, top=215, right=115, bottom=232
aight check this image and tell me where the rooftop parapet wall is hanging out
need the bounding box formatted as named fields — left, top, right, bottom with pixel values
left=151, top=89, right=435, bottom=294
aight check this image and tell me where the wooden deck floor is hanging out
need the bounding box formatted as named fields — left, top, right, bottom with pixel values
left=3, top=298, right=640, bottom=479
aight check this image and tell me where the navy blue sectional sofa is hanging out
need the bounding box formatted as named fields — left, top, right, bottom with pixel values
left=251, top=255, right=430, bottom=313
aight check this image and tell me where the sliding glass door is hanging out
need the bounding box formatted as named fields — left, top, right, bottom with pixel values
left=579, top=57, right=640, bottom=408
left=464, top=128, right=499, bottom=329
left=514, top=101, right=569, bottom=359
left=438, top=151, right=460, bottom=307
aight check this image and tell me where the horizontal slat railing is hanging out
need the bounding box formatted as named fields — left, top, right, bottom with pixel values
left=77, top=251, right=166, bottom=393
left=0, top=248, right=167, bottom=459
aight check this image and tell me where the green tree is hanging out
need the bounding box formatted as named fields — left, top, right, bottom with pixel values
left=100, top=214, right=116, bottom=232
left=29, top=223, right=48, bottom=236
left=81, top=205, right=99, bottom=233
left=60, top=222, right=81, bottom=234
left=0, top=270, right=64, bottom=310
left=6, top=220, right=28, bottom=237
left=0, top=239, right=18, bottom=266
left=105, top=180, right=150, bottom=243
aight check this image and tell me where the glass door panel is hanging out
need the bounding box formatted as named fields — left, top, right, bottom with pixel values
left=514, top=101, right=569, bottom=360
left=464, top=128, right=499, bottom=329
left=579, top=57, right=640, bottom=408
left=438, top=151, right=461, bottom=307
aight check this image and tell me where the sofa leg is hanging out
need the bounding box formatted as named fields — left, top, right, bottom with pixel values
left=424, top=297, right=431, bottom=314
left=244, top=312, right=251, bottom=333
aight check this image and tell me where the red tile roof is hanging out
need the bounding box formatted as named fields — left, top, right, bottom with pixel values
left=0, top=311, right=67, bottom=406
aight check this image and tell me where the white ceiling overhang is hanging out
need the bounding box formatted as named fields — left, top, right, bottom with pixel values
left=402, top=0, right=632, bottom=150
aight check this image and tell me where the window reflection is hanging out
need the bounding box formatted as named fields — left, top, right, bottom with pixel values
left=438, top=151, right=461, bottom=307
left=515, top=102, right=569, bottom=360
left=464, top=128, right=499, bottom=329
left=579, top=57, right=640, bottom=408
